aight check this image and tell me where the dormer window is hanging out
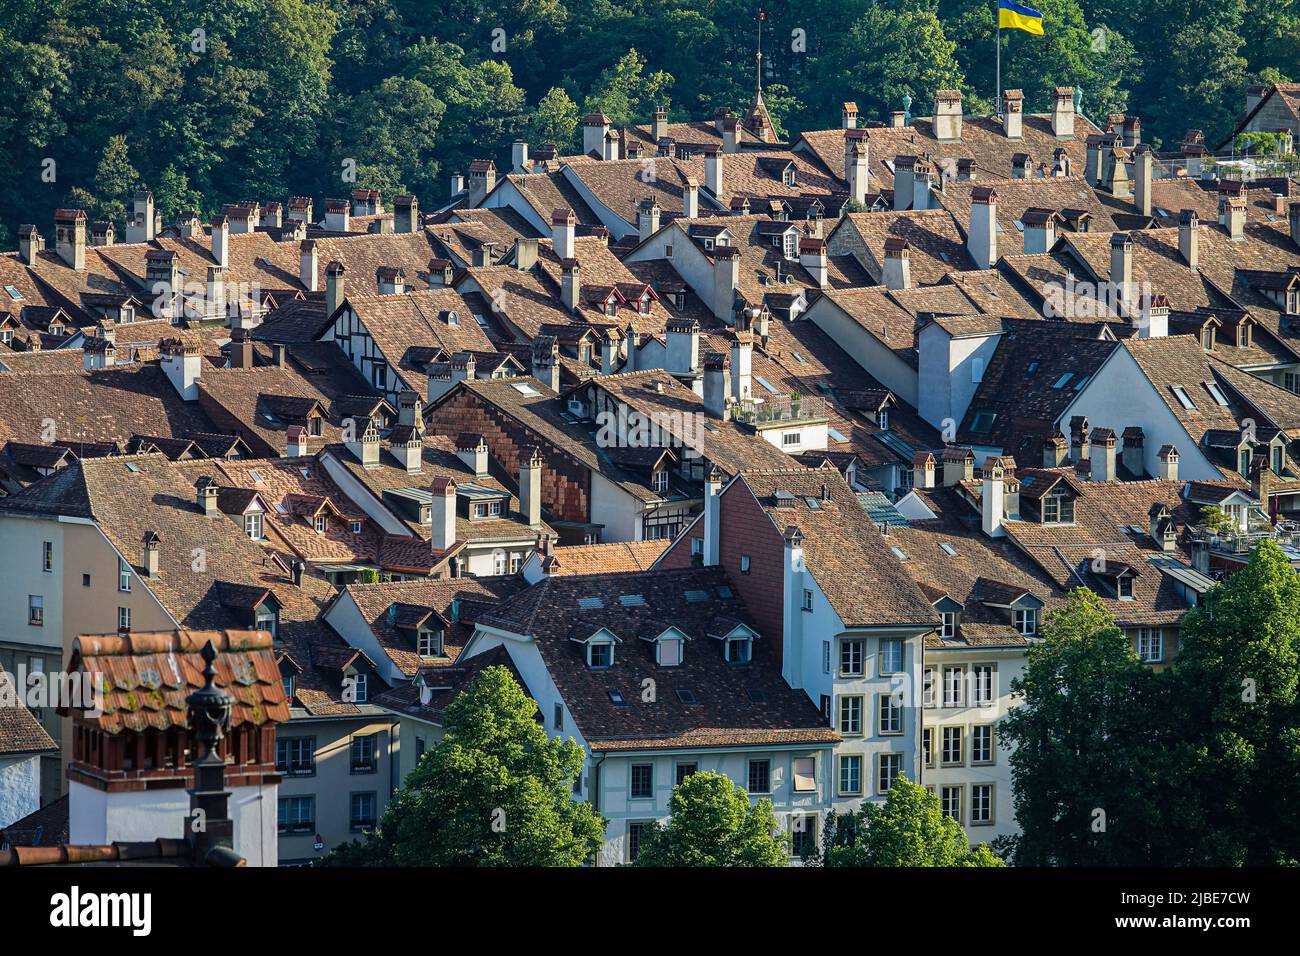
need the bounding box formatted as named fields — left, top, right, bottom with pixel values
left=588, top=641, right=614, bottom=669
left=315, top=514, right=328, bottom=533
left=309, top=417, right=324, bottom=437
left=282, top=674, right=295, bottom=700
left=941, top=610, right=958, bottom=638
left=726, top=635, right=752, bottom=664
left=783, top=167, right=796, bottom=188
left=1117, top=575, right=1134, bottom=599
left=417, top=627, right=443, bottom=657
left=1202, top=326, right=1215, bottom=351
left=1273, top=444, right=1285, bottom=475
left=1239, top=448, right=1252, bottom=477
left=655, top=633, right=683, bottom=667
left=351, top=672, right=368, bottom=703
left=1014, top=608, right=1038, bottom=635
left=878, top=409, right=890, bottom=432
left=255, top=602, right=278, bottom=638
left=1238, top=323, right=1252, bottom=348
left=653, top=469, right=669, bottom=494
left=783, top=232, right=797, bottom=260
left=1042, top=492, right=1074, bottom=524
left=245, top=512, right=264, bottom=539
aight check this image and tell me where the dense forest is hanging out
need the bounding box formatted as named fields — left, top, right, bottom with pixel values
left=0, top=0, right=1295, bottom=244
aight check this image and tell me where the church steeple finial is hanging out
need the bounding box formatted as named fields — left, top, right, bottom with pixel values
left=755, top=9, right=765, bottom=100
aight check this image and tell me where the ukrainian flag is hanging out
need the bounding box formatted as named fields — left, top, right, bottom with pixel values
left=998, top=0, right=1044, bottom=35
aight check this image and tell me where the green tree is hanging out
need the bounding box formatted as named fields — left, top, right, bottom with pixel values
left=320, top=665, right=604, bottom=866
left=814, top=776, right=1003, bottom=866
left=1175, top=540, right=1300, bottom=865
left=633, top=770, right=786, bottom=867
left=999, top=589, right=1204, bottom=865
left=529, top=86, right=580, bottom=152
left=583, top=49, right=673, bottom=127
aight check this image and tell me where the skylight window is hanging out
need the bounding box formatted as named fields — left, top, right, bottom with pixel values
left=828, top=428, right=848, bottom=443
left=684, top=590, right=709, bottom=603
left=4, top=285, right=23, bottom=301
left=716, top=584, right=735, bottom=600
left=1203, top=381, right=1229, bottom=406
left=676, top=688, right=698, bottom=704
left=124, top=462, right=140, bottom=473
left=1072, top=375, right=1090, bottom=391
left=512, top=382, right=539, bottom=396
left=940, top=543, right=958, bottom=556
left=890, top=546, right=909, bottom=561
left=754, top=375, right=778, bottom=394
left=608, top=690, right=626, bottom=705
left=746, top=687, right=768, bottom=704
left=804, top=496, right=821, bottom=510
left=249, top=469, right=263, bottom=482
left=970, top=411, right=997, bottom=433
left=577, top=596, right=604, bottom=610
left=618, top=594, right=646, bottom=607
left=1052, top=373, right=1073, bottom=389
left=791, top=351, right=807, bottom=364
left=1026, top=361, right=1039, bottom=375
left=1171, top=385, right=1197, bottom=410
left=1012, top=219, right=1025, bottom=232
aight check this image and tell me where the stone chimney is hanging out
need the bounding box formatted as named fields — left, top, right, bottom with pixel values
left=842, top=102, right=859, bottom=129
left=933, top=90, right=963, bottom=142
left=703, top=352, right=729, bottom=419
left=323, top=199, right=349, bottom=232
left=532, top=335, right=560, bottom=392
left=637, top=197, right=661, bottom=243
left=968, top=186, right=997, bottom=270
left=207, top=265, right=227, bottom=322
left=468, top=159, right=496, bottom=206
left=511, top=139, right=530, bottom=175
left=911, top=157, right=932, bottom=211
left=1179, top=210, right=1200, bottom=270
left=1052, top=147, right=1071, bottom=177
left=551, top=207, right=576, bottom=260
left=712, top=246, right=740, bottom=322
left=1133, top=145, right=1153, bottom=217
left=560, top=258, right=581, bottom=313
left=1121, top=427, right=1145, bottom=477
left=1011, top=152, right=1032, bottom=179
left=942, top=447, right=974, bottom=487
left=666, top=318, right=700, bottom=374
left=682, top=176, right=700, bottom=218
left=882, top=238, right=912, bottom=290
left=1106, top=147, right=1130, bottom=198
left=288, top=196, right=313, bottom=225
left=286, top=424, right=309, bottom=458
left=54, top=209, right=87, bottom=270
left=729, top=330, right=753, bottom=402
left=430, top=476, right=458, bottom=551
left=1022, top=208, right=1059, bottom=254
left=450, top=173, right=466, bottom=198
left=520, top=447, right=543, bottom=528
left=847, top=140, right=869, bottom=206
left=394, top=195, right=419, bottom=233
left=345, top=416, right=380, bottom=468
left=800, top=237, right=828, bottom=289
left=325, top=261, right=345, bottom=316
left=913, top=451, right=936, bottom=489
left=1090, top=427, right=1117, bottom=482
left=1289, top=201, right=1300, bottom=250
left=1051, top=86, right=1075, bottom=138
left=1139, top=291, right=1169, bottom=338
left=299, top=240, right=318, bottom=292
left=652, top=105, right=669, bottom=143
left=889, top=111, right=906, bottom=128
left=229, top=327, right=254, bottom=369
left=1156, top=444, right=1179, bottom=481
left=583, top=113, right=610, bottom=157
left=1043, top=432, right=1068, bottom=467
left=195, top=476, right=219, bottom=518
left=1109, top=232, right=1134, bottom=314
left=982, top=461, right=1006, bottom=537
left=513, top=237, right=538, bottom=273
left=721, top=116, right=740, bottom=154
left=456, top=433, right=489, bottom=477
left=704, top=145, right=723, bottom=196
left=141, top=531, right=161, bottom=579
left=893, top=156, right=915, bottom=211
left=427, top=258, right=453, bottom=288
left=210, top=215, right=229, bottom=268
left=1225, top=193, right=1246, bottom=241
left=1002, top=89, right=1024, bottom=139
left=1069, top=415, right=1090, bottom=463
left=18, top=225, right=42, bottom=266
left=127, top=191, right=156, bottom=243
left=1122, top=115, right=1141, bottom=148
left=601, top=328, right=621, bottom=375
left=623, top=325, right=638, bottom=373
left=145, top=249, right=180, bottom=319
left=162, top=337, right=203, bottom=401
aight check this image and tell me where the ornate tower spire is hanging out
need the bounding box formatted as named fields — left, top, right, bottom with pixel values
left=745, top=10, right=777, bottom=143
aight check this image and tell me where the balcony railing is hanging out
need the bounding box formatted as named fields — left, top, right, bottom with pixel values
left=733, top=394, right=827, bottom=426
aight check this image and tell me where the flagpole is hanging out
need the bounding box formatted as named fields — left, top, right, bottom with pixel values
left=996, top=16, right=1002, bottom=115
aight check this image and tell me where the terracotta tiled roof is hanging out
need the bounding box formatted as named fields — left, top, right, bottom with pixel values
left=0, top=668, right=57, bottom=754
left=545, top=539, right=670, bottom=575
left=66, top=629, right=289, bottom=734
left=833, top=209, right=978, bottom=284
left=477, top=565, right=840, bottom=752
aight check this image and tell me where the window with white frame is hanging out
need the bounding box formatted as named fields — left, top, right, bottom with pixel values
left=118, top=557, right=131, bottom=592
left=802, top=588, right=813, bottom=611
left=840, top=639, right=865, bottom=676
left=726, top=634, right=752, bottom=663
left=653, top=469, right=669, bottom=493
left=878, top=693, right=903, bottom=735
left=822, top=640, right=831, bottom=674
left=971, top=784, right=993, bottom=825
left=877, top=753, right=902, bottom=794
left=245, top=512, right=263, bottom=540
left=940, top=785, right=963, bottom=822
left=923, top=726, right=935, bottom=767
left=923, top=667, right=936, bottom=707
left=880, top=638, right=903, bottom=674
left=588, top=641, right=614, bottom=669
left=1014, top=608, right=1038, bottom=636
left=350, top=733, right=376, bottom=773
left=255, top=604, right=277, bottom=638
left=493, top=550, right=508, bottom=575
left=941, top=611, right=958, bottom=638
left=42, top=541, right=53, bottom=573
left=350, top=792, right=377, bottom=831
left=838, top=754, right=863, bottom=796
left=943, top=666, right=964, bottom=707
left=28, top=594, right=43, bottom=626
left=1137, top=628, right=1164, bottom=663
left=118, top=606, right=130, bottom=630
left=792, top=757, right=816, bottom=792
left=972, top=664, right=995, bottom=706
left=1042, top=493, right=1074, bottom=524
left=942, top=726, right=964, bottom=766
left=839, top=695, right=863, bottom=735
left=417, top=628, right=442, bottom=657
left=314, top=514, right=328, bottom=534
left=972, top=724, right=994, bottom=764
left=351, top=672, right=368, bottom=703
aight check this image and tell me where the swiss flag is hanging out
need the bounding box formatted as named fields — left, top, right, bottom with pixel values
left=759, top=10, right=766, bottom=19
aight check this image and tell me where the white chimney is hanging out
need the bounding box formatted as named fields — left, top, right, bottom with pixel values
left=704, top=146, right=723, bottom=196
left=682, top=177, right=700, bottom=218
left=1226, top=194, right=1246, bottom=241
left=286, top=425, right=309, bottom=458
left=551, top=208, right=576, bottom=260
left=18, top=225, right=42, bottom=266
left=143, top=532, right=160, bottom=579
left=703, top=466, right=722, bottom=565
left=161, top=338, right=202, bottom=401
left=467, top=160, right=496, bottom=206
left=601, top=329, right=621, bottom=375
left=394, top=195, right=419, bottom=233
left=666, top=318, right=700, bottom=374
left=1139, top=292, right=1169, bottom=339
left=1051, top=86, right=1075, bottom=138
left=299, top=240, right=318, bottom=291
left=1157, top=445, right=1179, bottom=481
left=325, top=261, right=345, bottom=316
left=1090, top=428, right=1117, bottom=482
left=637, top=198, right=661, bottom=243
left=520, top=447, right=543, bottom=528
left=842, top=102, right=858, bottom=130
left=456, top=434, right=489, bottom=477
left=933, top=90, right=963, bottom=142
left=511, top=139, right=530, bottom=174
left=982, top=462, right=1006, bottom=537
left=893, top=156, right=915, bottom=211
left=1022, top=208, right=1058, bottom=254
left=346, top=416, right=381, bottom=469
left=847, top=140, right=869, bottom=206
left=583, top=113, right=610, bottom=158
left=968, top=187, right=998, bottom=270
left=1289, top=201, right=1300, bottom=250
left=882, top=239, right=912, bottom=290
left=712, top=247, right=740, bottom=322
left=1110, top=233, right=1134, bottom=314
left=532, top=336, right=560, bottom=392
left=800, top=238, right=828, bottom=289
left=913, top=452, right=936, bottom=489
left=912, top=157, right=932, bottom=211
left=704, top=353, right=729, bottom=419
left=653, top=105, right=669, bottom=142
left=1002, top=90, right=1024, bottom=139
left=1134, top=145, right=1154, bottom=217
left=729, top=331, right=753, bottom=402
left=430, top=476, right=458, bottom=551
left=54, top=209, right=87, bottom=270
left=127, top=191, right=156, bottom=243
left=561, top=259, right=580, bottom=313
left=211, top=216, right=229, bottom=268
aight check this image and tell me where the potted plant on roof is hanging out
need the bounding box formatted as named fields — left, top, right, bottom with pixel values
left=790, top=390, right=801, bottom=419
